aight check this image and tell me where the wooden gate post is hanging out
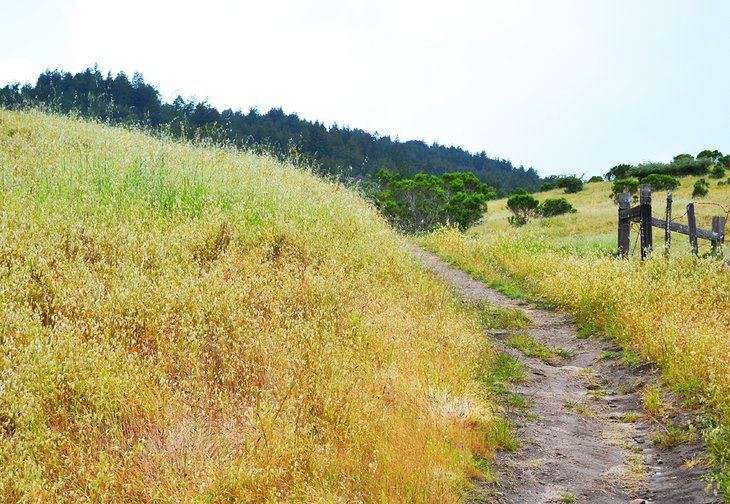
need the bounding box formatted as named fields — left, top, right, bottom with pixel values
left=664, top=190, right=672, bottom=253
left=687, top=203, right=699, bottom=256
left=712, top=216, right=726, bottom=258
left=618, top=193, right=631, bottom=258
left=640, top=184, right=653, bottom=259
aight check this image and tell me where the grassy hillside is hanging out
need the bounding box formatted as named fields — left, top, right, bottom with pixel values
left=423, top=179, right=730, bottom=491
left=0, top=109, right=507, bottom=502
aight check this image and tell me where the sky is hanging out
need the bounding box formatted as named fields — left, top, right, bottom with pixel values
left=1, top=0, right=729, bottom=178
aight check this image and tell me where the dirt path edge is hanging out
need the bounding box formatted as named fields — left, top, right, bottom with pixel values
left=410, top=245, right=720, bottom=504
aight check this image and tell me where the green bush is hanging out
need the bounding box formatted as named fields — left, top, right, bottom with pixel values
left=587, top=175, right=603, bottom=183
left=369, top=169, right=495, bottom=233
left=539, top=175, right=584, bottom=193
left=610, top=178, right=640, bottom=204
left=709, top=165, right=726, bottom=179
left=557, top=176, right=583, bottom=194
left=539, top=198, right=576, bottom=217
left=507, top=192, right=540, bottom=226
left=639, top=173, right=680, bottom=191
left=692, top=178, right=709, bottom=198
left=540, top=181, right=557, bottom=192
left=631, top=158, right=711, bottom=178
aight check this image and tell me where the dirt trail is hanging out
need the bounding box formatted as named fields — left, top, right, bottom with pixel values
left=411, top=246, right=719, bottom=504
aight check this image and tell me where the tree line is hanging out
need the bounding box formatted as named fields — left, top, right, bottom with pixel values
left=0, top=67, right=542, bottom=196
left=605, top=150, right=729, bottom=181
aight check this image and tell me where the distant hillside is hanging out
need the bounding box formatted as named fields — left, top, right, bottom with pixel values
left=0, top=67, right=542, bottom=195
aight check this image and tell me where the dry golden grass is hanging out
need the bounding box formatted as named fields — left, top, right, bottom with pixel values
left=0, top=109, right=505, bottom=502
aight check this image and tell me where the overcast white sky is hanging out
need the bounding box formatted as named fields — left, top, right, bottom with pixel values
left=1, top=0, right=729, bottom=177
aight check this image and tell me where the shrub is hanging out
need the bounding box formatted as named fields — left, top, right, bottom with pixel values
left=507, top=192, right=540, bottom=226
left=540, top=181, right=557, bottom=192
left=709, top=165, right=726, bottom=179
left=640, top=173, right=680, bottom=191
left=539, top=198, right=576, bottom=217
left=631, top=158, right=711, bottom=178
left=587, top=175, right=603, bottom=183
left=557, top=176, right=583, bottom=194
left=369, top=169, right=495, bottom=233
left=610, top=178, right=640, bottom=204
left=540, top=175, right=584, bottom=193
left=692, top=178, right=709, bottom=198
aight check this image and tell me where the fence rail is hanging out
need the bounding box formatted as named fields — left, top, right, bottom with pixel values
left=617, top=184, right=725, bottom=259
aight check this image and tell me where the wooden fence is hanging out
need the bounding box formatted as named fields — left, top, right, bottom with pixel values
left=618, top=184, right=726, bottom=259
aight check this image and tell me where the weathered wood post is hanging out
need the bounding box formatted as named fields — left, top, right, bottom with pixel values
left=687, top=203, right=699, bottom=256
left=664, top=190, right=672, bottom=254
left=640, top=184, right=653, bottom=259
left=618, top=193, right=631, bottom=258
left=711, top=216, right=726, bottom=258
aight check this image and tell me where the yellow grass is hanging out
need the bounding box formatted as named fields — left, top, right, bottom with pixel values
left=0, top=109, right=504, bottom=502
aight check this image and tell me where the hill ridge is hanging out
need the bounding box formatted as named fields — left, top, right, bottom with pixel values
left=0, top=66, right=542, bottom=195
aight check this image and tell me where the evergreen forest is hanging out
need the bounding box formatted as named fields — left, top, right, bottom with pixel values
left=0, top=67, right=542, bottom=196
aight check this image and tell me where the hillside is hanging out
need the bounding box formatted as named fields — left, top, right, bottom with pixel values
left=0, top=68, right=543, bottom=195
left=0, top=109, right=508, bottom=502
left=423, top=178, right=730, bottom=494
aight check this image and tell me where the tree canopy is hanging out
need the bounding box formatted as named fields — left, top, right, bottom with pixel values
left=368, top=169, right=495, bottom=233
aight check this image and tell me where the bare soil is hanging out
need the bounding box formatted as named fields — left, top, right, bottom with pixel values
left=411, top=246, right=721, bottom=504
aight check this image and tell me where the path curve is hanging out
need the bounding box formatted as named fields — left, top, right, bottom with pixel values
left=411, top=246, right=719, bottom=504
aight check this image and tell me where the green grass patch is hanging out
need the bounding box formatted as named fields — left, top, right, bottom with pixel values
left=620, top=412, right=640, bottom=423
left=470, top=458, right=498, bottom=484
left=481, top=353, right=524, bottom=394
left=556, top=347, right=576, bottom=359
left=598, top=350, right=623, bottom=361
left=652, top=421, right=698, bottom=448
left=704, top=424, right=730, bottom=496
left=598, top=348, right=645, bottom=368
left=505, top=334, right=572, bottom=363
left=558, top=491, right=576, bottom=503
left=504, top=393, right=528, bottom=410
left=466, top=300, right=531, bottom=331
left=480, top=353, right=528, bottom=413
left=488, top=279, right=527, bottom=300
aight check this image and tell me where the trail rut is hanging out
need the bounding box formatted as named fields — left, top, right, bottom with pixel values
left=412, top=246, right=720, bottom=504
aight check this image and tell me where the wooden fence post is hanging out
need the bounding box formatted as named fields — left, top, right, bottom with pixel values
left=687, top=203, right=699, bottom=256
left=664, top=190, right=672, bottom=253
left=712, top=216, right=726, bottom=258
left=618, top=193, right=631, bottom=258
left=640, top=184, right=653, bottom=259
